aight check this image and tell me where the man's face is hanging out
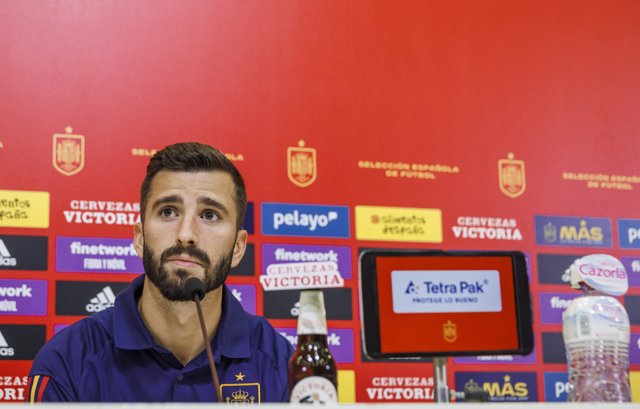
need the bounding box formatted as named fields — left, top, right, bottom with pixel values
left=134, top=170, right=247, bottom=301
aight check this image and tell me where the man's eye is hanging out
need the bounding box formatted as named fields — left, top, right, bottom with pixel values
left=160, top=208, right=176, bottom=217
left=202, top=211, right=219, bottom=221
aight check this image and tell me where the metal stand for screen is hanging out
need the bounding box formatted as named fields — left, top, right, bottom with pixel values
left=433, top=357, right=450, bottom=403
left=433, top=357, right=489, bottom=403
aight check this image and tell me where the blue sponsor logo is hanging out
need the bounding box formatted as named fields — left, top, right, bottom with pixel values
left=618, top=219, right=640, bottom=249
left=261, top=203, right=349, bottom=238
left=454, top=372, right=537, bottom=402
left=543, top=372, right=568, bottom=402
left=534, top=215, right=612, bottom=248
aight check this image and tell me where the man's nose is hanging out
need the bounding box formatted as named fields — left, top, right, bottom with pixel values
left=176, top=216, right=198, bottom=247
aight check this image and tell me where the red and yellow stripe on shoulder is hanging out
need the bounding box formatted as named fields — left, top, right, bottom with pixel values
left=26, top=375, right=51, bottom=403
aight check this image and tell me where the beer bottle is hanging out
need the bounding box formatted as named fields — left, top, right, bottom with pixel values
left=288, top=290, right=338, bottom=403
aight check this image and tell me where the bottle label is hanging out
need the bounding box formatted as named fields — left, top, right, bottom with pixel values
left=562, top=295, right=630, bottom=344
left=297, top=313, right=327, bottom=335
left=290, top=376, right=338, bottom=404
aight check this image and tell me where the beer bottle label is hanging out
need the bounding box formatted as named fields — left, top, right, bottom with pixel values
left=290, top=376, right=338, bottom=403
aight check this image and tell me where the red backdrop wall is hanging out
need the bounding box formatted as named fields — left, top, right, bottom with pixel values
left=1, top=0, right=639, bottom=403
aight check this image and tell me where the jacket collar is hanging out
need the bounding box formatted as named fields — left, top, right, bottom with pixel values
left=114, top=275, right=251, bottom=360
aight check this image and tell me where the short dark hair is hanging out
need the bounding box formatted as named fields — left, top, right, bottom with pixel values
left=140, top=142, right=247, bottom=230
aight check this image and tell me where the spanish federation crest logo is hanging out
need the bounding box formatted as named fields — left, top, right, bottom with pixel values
left=53, top=126, right=85, bottom=176
left=544, top=222, right=557, bottom=243
left=443, top=320, right=457, bottom=343
left=221, top=373, right=261, bottom=405
left=498, top=153, right=525, bottom=198
left=287, top=140, right=317, bottom=188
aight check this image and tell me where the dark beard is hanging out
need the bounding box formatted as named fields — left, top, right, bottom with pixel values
left=143, top=242, right=233, bottom=301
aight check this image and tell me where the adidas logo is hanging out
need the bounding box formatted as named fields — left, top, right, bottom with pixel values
left=85, top=286, right=116, bottom=313
left=0, top=330, right=15, bottom=357
left=0, top=240, right=17, bottom=267
left=0, top=331, right=9, bottom=346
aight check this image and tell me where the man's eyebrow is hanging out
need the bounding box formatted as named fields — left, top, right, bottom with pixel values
left=151, top=195, right=182, bottom=211
left=199, top=196, right=230, bottom=215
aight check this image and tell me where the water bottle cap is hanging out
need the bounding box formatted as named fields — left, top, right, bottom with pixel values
left=566, top=254, right=628, bottom=296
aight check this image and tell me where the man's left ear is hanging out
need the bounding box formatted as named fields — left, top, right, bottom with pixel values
left=133, top=222, right=144, bottom=258
left=231, top=230, right=248, bottom=268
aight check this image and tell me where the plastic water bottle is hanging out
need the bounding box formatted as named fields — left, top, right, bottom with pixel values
left=562, top=254, right=631, bottom=402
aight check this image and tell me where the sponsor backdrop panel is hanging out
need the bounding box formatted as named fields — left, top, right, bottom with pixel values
left=454, top=344, right=538, bottom=365
left=536, top=253, right=587, bottom=285
left=0, top=325, right=46, bottom=360
left=355, top=363, right=436, bottom=403
left=534, top=216, right=613, bottom=248
left=0, top=235, right=48, bottom=271
left=618, top=219, right=640, bottom=250
left=621, top=256, right=640, bottom=288
left=541, top=332, right=567, bottom=364
left=261, top=203, right=350, bottom=239
left=55, top=281, right=130, bottom=316
left=633, top=372, right=640, bottom=403
left=0, top=361, right=32, bottom=402
left=454, top=371, right=538, bottom=402
left=0, top=191, right=50, bottom=229
left=227, top=284, right=256, bottom=315
left=631, top=333, right=640, bottom=365
left=0, top=279, right=48, bottom=316
left=538, top=292, right=581, bottom=324
left=263, top=288, right=353, bottom=320
left=543, top=372, right=569, bottom=402
left=55, top=236, right=143, bottom=274
left=624, top=295, right=640, bottom=325
left=1, top=0, right=640, bottom=403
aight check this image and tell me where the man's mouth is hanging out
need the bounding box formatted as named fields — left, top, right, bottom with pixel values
left=167, top=256, right=203, bottom=268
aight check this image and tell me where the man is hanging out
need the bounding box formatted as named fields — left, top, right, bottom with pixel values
left=27, top=142, right=293, bottom=402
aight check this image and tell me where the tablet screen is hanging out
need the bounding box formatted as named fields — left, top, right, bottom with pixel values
left=359, top=250, right=533, bottom=358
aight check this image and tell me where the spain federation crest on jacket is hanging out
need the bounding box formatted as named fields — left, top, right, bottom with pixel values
left=220, top=372, right=262, bottom=405
left=498, top=153, right=525, bottom=198
left=53, top=126, right=85, bottom=176
left=287, top=140, right=316, bottom=188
